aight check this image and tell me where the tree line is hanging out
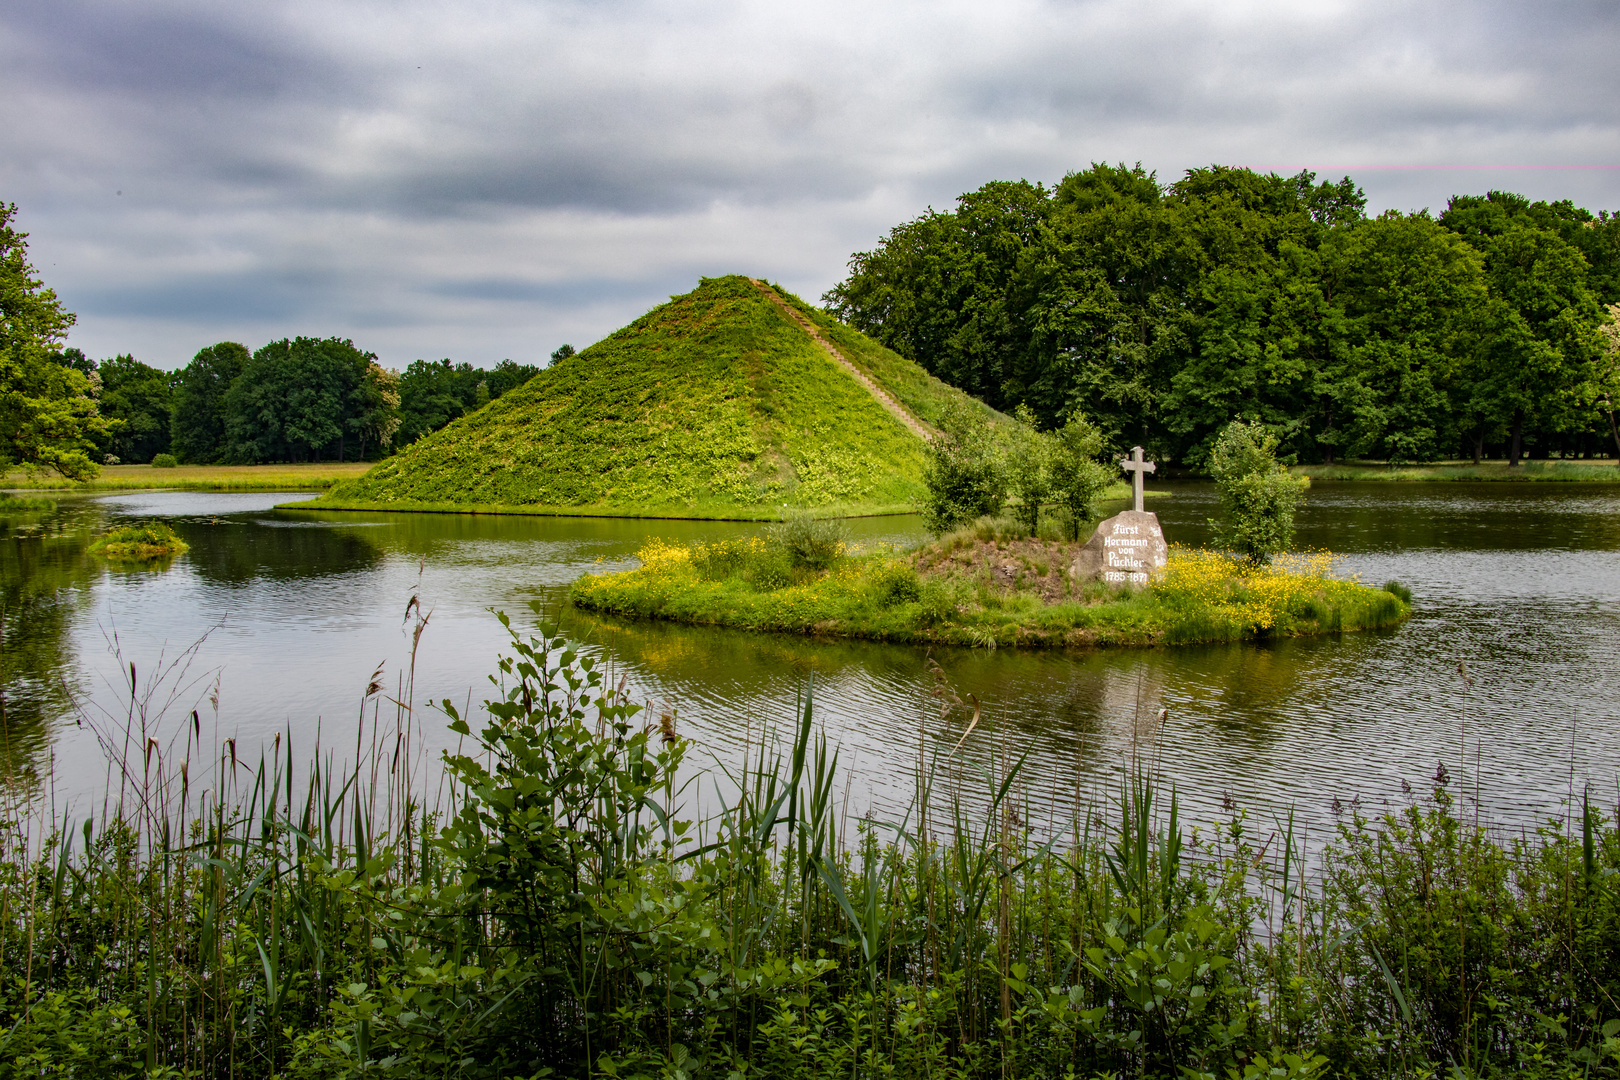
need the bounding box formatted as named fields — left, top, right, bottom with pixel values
left=3, top=200, right=565, bottom=476
left=49, top=342, right=558, bottom=467
left=825, top=165, right=1620, bottom=467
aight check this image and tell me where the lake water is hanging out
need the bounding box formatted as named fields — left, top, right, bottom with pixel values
left=4, top=483, right=1619, bottom=841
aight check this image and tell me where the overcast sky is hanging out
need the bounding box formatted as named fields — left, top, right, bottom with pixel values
left=3, top=0, right=1617, bottom=371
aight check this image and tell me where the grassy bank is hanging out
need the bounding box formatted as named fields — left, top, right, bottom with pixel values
left=1297, top=460, right=1620, bottom=482
left=316, top=276, right=986, bottom=518
left=296, top=497, right=920, bottom=521
left=4, top=462, right=373, bottom=492
left=2, top=613, right=1616, bottom=1079
left=569, top=522, right=1409, bottom=648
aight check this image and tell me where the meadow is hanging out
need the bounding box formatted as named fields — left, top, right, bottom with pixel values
left=3, top=462, right=372, bottom=492
left=1295, top=461, right=1620, bottom=483
left=0, top=609, right=1615, bottom=1079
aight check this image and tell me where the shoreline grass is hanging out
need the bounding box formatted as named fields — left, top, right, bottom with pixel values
left=1296, top=459, right=1620, bottom=482
left=5, top=461, right=374, bottom=492
left=569, top=523, right=1409, bottom=648
left=287, top=496, right=924, bottom=520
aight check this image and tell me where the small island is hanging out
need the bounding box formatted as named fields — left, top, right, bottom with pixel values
left=572, top=424, right=1411, bottom=648
left=89, top=521, right=191, bottom=560
left=570, top=530, right=1407, bottom=648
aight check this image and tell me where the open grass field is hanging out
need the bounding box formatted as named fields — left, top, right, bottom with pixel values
left=1298, top=459, right=1620, bottom=482
left=4, top=461, right=373, bottom=491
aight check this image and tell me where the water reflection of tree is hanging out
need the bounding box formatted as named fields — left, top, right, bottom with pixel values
left=182, top=520, right=384, bottom=584
left=0, top=513, right=95, bottom=783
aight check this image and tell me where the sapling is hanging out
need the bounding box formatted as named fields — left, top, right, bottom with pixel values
left=1208, top=420, right=1309, bottom=563
left=1048, top=412, right=1114, bottom=540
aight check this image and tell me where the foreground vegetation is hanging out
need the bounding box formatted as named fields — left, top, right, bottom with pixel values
left=569, top=516, right=1408, bottom=648
left=1, top=613, right=1615, bottom=1079
left=319, top=277, right=991, bottom=516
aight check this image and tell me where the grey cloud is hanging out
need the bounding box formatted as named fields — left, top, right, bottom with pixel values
left=3, top=0, right=336, bottom=100
left=4, top=0, right=1618, bottom=368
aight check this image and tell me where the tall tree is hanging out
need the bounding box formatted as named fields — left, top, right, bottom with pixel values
left=96, top=354, right=175, bottom=464
left=824, top=180, right=1052, bottom=408
left=0, top=203, right=107, bottom=479
left=1441, top=193, right=1606, bottom=464
left=224, top=337, right=371, bottom=463
left=1311, top=212, right=1488, bottom=463
left=171, top=342, right=248, bottom=463
left=347, top=360, right=401, bottom=461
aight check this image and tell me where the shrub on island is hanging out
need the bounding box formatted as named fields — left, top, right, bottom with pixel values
left=89, top=521, right=190, bottom=559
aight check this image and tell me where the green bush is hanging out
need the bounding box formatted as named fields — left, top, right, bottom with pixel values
left=1049, top=413, right=1114, bottom=539
left=743, top=548, right=794, bottom=590
left=150, top=452, right=179, bottom=468
left=1382, top=579, right=1413, bottom=604
left=766, top=511, right=850, bottom=569
left=872, top=559, right=922, bottom=605
left=1208, top=420, right=1310, bottom=563
left=922, top=400, right=1006, bottom=534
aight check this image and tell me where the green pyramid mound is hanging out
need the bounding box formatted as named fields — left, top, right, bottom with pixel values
left=317, top=275, right=991, bottom=518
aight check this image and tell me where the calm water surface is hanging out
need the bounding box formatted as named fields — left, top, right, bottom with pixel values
left=3, top=483, right=1618, bottom=838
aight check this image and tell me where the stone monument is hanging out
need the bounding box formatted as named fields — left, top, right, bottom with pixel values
left=1069, top=446, right=1169, bottom=585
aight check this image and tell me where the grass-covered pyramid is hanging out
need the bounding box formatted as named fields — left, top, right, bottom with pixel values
left=319, top=275, right=989, bottom=518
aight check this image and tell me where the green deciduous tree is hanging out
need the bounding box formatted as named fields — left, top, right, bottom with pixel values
left=347, top=359, right=401, bottom=461
left=0, top=203, right=107, bottom=479
left=1313, top=212, right=1489, bottom=464
left=224, top=337, right=372, bottom=463
left=828, top=168, right=1620, bottom=468
left=96, top=354, right=175, bottom=464
left=1441, top=194, right=1606, bottom=465
left=170, top=341, right=248, bottom=463
left=1006, top=405, right=1052, bottom=536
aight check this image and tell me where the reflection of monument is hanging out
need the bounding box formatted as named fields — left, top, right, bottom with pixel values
left=1070, top=446, right=1169, bottom=585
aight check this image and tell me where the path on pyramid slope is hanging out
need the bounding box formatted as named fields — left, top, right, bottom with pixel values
left=748, top=279, right=934, bottom=442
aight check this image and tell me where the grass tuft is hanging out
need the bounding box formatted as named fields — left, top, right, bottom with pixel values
left=1299, top=460, right=1620, bottom=483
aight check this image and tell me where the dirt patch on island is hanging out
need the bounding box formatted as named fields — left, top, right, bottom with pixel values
left=912, top=535, right=1088, bottom=604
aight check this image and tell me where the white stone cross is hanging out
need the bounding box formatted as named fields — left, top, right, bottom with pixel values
left=1119, top=445, right=1156, bottom=512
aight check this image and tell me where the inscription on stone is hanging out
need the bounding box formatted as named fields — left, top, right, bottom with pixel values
left=1069, top=446, right=1168, bottom=585
left=1069, top=509, right=1169, bottom=585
